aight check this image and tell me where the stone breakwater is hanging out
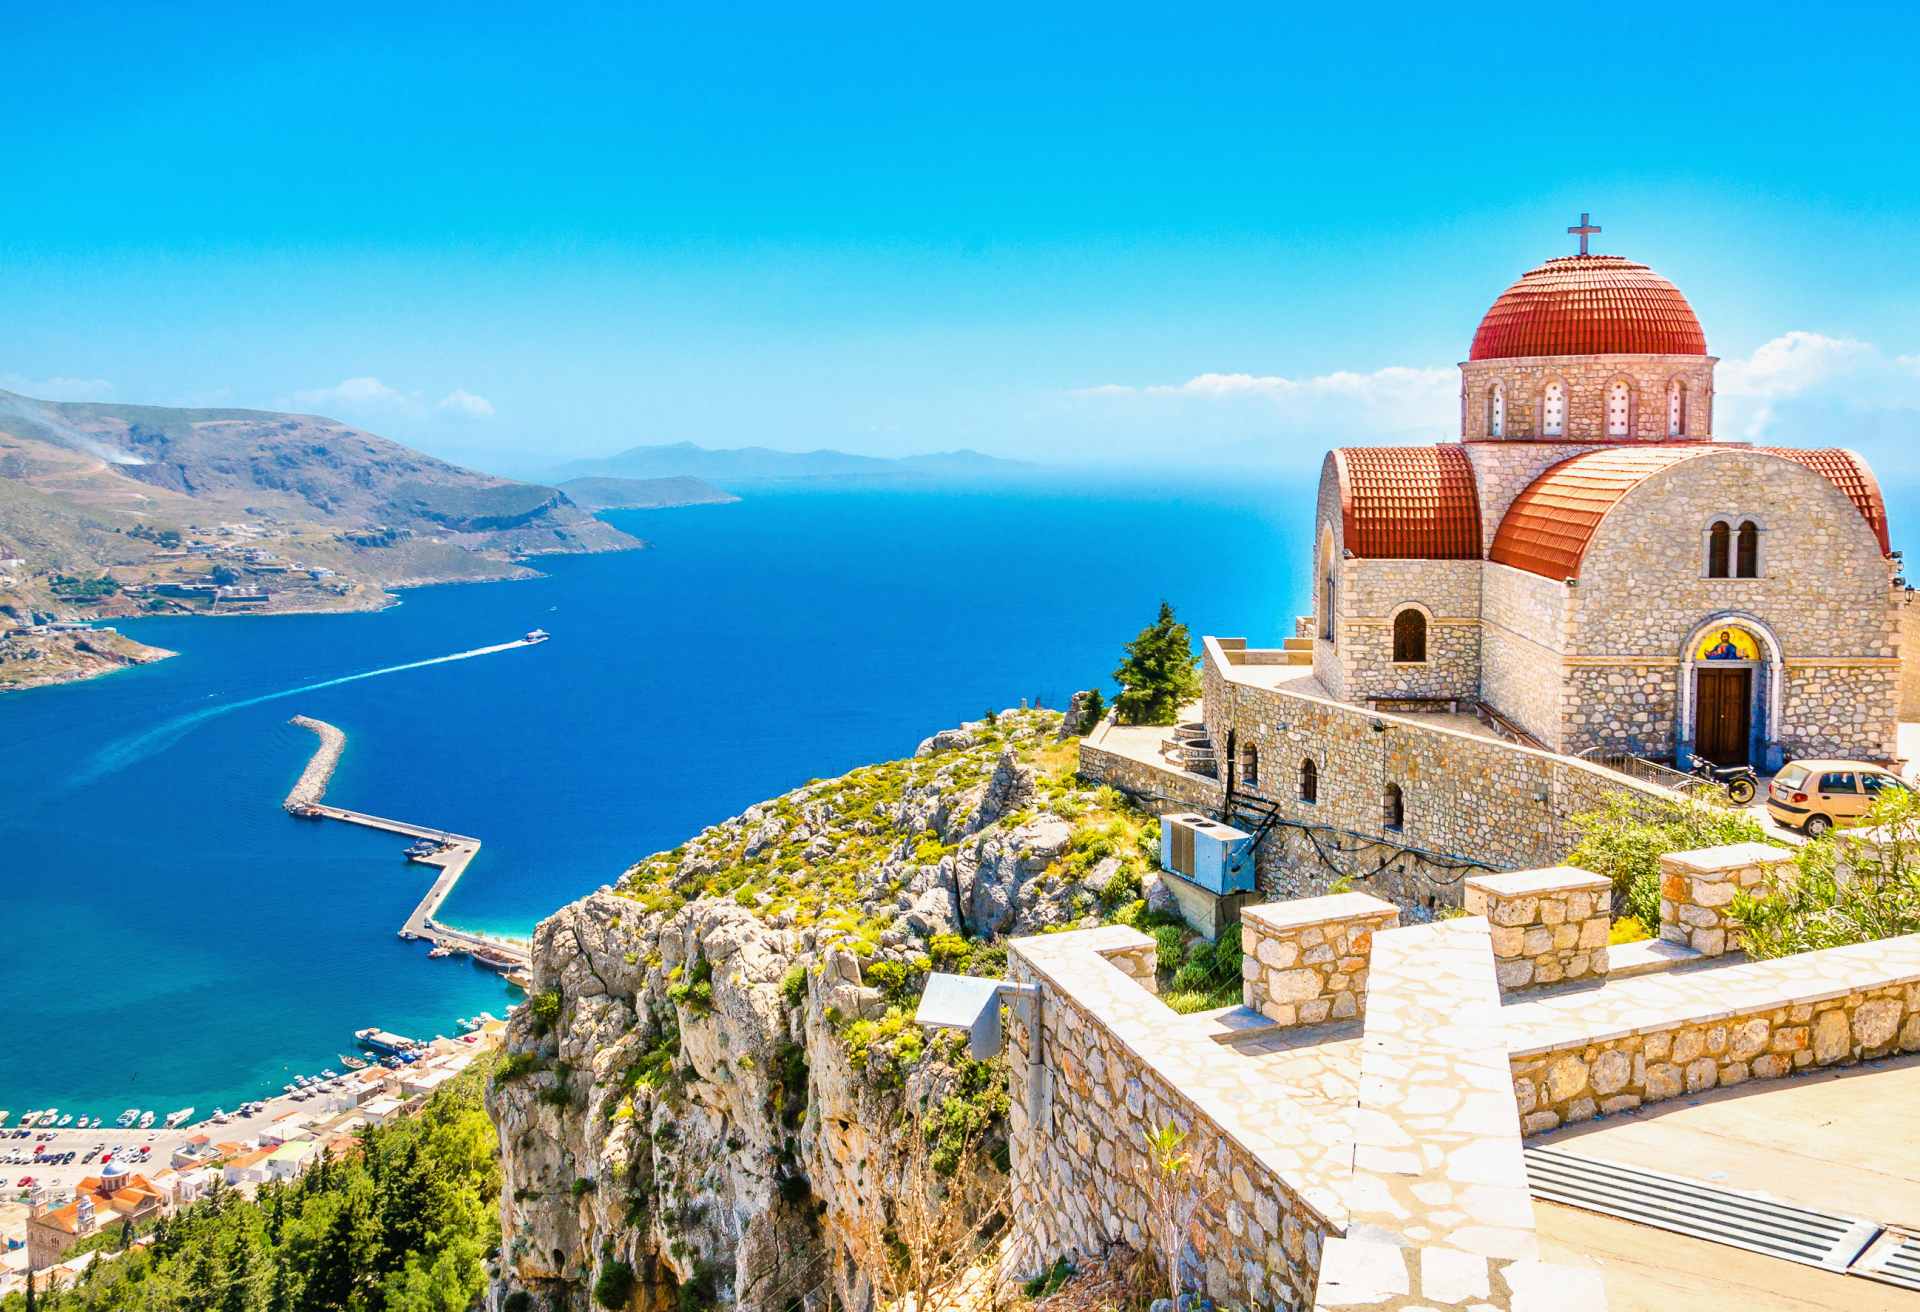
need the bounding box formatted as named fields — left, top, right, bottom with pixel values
left=285, top=715, right=346, bottom=809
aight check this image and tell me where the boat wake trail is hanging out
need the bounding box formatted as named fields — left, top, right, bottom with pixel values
left=76, top=639, right=535, bottom=785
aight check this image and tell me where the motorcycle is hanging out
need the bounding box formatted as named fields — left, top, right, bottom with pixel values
left=1686, top=753, right=1758, bottom=805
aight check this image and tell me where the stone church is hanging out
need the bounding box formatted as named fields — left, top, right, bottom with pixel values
left=1312, top=223, right=1900, bottom=770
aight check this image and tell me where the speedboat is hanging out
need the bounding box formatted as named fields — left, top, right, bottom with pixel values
left=523, top=628, right=550, bottom=644
left=56, top=1115, right=71, bottom=1127
left=164, top=1109, right=194, bottom=1129
left=117, top=1110, right=138, bottom=1128
left=137, top=1111, right=154, bottom=1129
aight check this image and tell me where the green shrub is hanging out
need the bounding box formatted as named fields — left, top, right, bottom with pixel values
left=780, top=964, right=808, bottom=1009
left=1731, top=788, right=1920, bottom=958
left=529, top=990, right=563, bottom=1037
left=495, top=1051, right=541, bottom=1083
left=1564, top=793, right=1776, bottom=930
left=666, top=957, right=714, bottom=1014
left=594, top=1258, right=636, bottom=1309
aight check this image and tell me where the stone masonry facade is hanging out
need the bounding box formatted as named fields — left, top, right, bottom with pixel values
left=1657, top=841, right=1795, bottom=957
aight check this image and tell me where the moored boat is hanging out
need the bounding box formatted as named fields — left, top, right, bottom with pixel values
left=138, top=1111, right=155, bottom=1128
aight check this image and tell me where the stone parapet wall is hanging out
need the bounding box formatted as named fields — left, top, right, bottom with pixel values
left=1240, top=893, right=1398, bottom=1026
left=1005, top=927, right=1341, bottom=1310
left=1503, top=932, right=1920, bottom=1134
left=1075, top=741, right=1223, bottom=816
left=1463, top=867, right=1612, bottom=991
left=1659, top=841, right=1795, bottom=956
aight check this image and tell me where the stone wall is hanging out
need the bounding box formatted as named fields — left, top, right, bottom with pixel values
left=1335, top=560, right=1482, bottom=703
left=1006, top=927, right=1339, bottom=1310
left=1075, top=741, right=1223, bottom=815
left=1504, top=932, right=1920, bottom=1134
left=1478, top=564, right=1569, bottom=747
left=1201, top=639, right=1668, bottom=906
left=1463, top=867, right=1612, bottom=991
left=1658, top=841, right=1795, bottom=957
left=1901, top=594, right=1920, bottom=719
left=1458, top=354, right=1715, bottom=442
left=1240, top=893, right=1398, bottom=1026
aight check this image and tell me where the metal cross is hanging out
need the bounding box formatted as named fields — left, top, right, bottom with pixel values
left=1568, top=212, right=1601, bottom=256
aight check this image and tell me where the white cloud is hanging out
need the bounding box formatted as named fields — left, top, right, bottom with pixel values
left=0, top=374, right=114, bottom=401
left=290, top=376, right=418, bottom=413
left=1074, top=365, right=1456, bottom=440
left=436, top=388, right=496, bottom=419
left=1714, top=330, right=1920, bottom=443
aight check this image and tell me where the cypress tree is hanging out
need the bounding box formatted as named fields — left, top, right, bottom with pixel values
left=1112, top=601, right=1201, bottom=725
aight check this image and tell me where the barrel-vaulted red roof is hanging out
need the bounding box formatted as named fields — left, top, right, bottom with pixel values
left=1331, top=445, right=1482, bottom=560
left=1490, top=445, right=1891, bottom=580
left=1469, top=254, right=1707, bottom=361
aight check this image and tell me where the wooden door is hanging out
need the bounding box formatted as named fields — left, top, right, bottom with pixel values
left=1695, top=667, right=1752, bottom=766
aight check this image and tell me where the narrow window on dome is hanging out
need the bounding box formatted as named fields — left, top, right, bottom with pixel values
left=1542, top=381, right=1565, bottom=437
left=1707, top=521, right=1731, bottom=578
left=1668, top=380, right=1687, bottom=437
left=1736, top=521, right=1760, bottom=578
left=1489, top=384, right=1505, bottom=438
left=1607, top=381, right=1631, bottom=437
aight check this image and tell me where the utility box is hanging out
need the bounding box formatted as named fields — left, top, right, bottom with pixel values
left=1160, top=813, right=1256, bottom=896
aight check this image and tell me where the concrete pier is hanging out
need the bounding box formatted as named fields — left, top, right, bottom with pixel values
left=283, top=719, right=529, bottom=971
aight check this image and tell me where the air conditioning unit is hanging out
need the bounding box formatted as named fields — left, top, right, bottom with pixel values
left=1159, top=813, right=1255, bottom=895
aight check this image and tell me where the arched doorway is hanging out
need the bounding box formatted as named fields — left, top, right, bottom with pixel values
left=1677, top=617, right=1782, bottom=770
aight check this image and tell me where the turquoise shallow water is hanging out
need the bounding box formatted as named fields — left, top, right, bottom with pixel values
left=1, top=477, right=1311, bottom=1116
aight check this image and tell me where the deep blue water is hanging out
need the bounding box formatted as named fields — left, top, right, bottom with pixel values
left=1, top=477, right=1310, bottom=1116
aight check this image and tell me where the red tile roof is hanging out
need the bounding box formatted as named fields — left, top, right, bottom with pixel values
left=1470, top=255, right=1707, bottom=360
left=1331, top=445, right=1482, bottom=560
left=1490, top=445, right=1892, bottom=580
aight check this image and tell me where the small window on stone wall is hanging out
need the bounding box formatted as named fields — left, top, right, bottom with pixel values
left=1384, top=782, right=1404, bottom=832
left=1542, top=381, right=1565, bottom=437
left=1737, top=520, right=1759, bottom=578
left=1392, top=609, right=1427, bottom=663
left=1668, top=379, right=1687, bottom=437
left=1300, top=757, right=1318, bottom=804
left=1321, top=570, right=1336, bottom=643
left=1707, top=521, right=1730, bottom=578
left=1489, top=384, right=1506, bottom=437
left=1241, top=741, right=1259, bottom=788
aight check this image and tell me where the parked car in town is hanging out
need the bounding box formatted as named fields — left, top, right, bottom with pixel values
left=1767, top=759, right=1908, bottom=836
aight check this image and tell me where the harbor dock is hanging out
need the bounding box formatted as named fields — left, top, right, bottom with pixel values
left=283, top=722, right=530, bottom=972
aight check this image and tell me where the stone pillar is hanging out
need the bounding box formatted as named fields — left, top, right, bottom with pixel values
left=1658, top=842, right=1797, bottom=957
left=1462, top=866, right=1613, bottom=992
left=1239, top=892, right=1399, bottom=1027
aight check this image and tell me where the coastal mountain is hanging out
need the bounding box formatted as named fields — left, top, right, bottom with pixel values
left=486, top=702, right=1212, bottom=1311
left=553, top=474, right=740, bottom=512
left=548, top=440, right=1032, bottom=485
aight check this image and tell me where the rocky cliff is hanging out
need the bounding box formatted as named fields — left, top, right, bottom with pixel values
left=487, top=702, right=1193, bottom=1312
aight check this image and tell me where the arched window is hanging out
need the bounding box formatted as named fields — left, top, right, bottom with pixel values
left=1736, top=521, right=1759, bottom=578
left=1542, top=381, right=1566, bottom=437
left=1606, top=381, right=1631, bottom=437
left=1668, top=379, right=1687, bottom=437
left=1299, top=757, right=1318, bottom=804
left=1320, top=569, right=1336, bottom=642
left=1241, top=740, right=1259, bottom=788
left=1383, top=782, right=1404, bottom=832
left=1489, top=383, right=1506, bottom=438
left=1391, top=608, right=1427, bottom=663
left=1707, top=521, right=1731, bottom=578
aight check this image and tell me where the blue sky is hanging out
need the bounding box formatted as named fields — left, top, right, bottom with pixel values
left=6, top=2, right=1919, bottom=475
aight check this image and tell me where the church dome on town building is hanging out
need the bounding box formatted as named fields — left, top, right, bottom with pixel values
left=1468, top=253, right=1708, bottom=360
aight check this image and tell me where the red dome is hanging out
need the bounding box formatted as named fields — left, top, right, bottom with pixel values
left=1469, top=254, right=1707, bottom=361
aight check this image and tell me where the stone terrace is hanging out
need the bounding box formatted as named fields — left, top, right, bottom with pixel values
left=1004, top=870, right=1920, bottom=1311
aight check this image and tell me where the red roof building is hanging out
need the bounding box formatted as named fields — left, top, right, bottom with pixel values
left=1469, top=254, right=1707, bottom=361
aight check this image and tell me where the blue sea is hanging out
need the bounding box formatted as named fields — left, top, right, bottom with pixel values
left=1, top=477, right=1315, bottom=1116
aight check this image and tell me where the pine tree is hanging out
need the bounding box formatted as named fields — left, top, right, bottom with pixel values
left=1112, top=601, right=1201, bottom=725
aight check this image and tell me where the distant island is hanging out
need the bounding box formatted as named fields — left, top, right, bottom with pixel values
left=0, top=388, right=653, bottom=691
left=553, top=475, right=740, bottom=511
left=548, top=440, right=1032, bottom=486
